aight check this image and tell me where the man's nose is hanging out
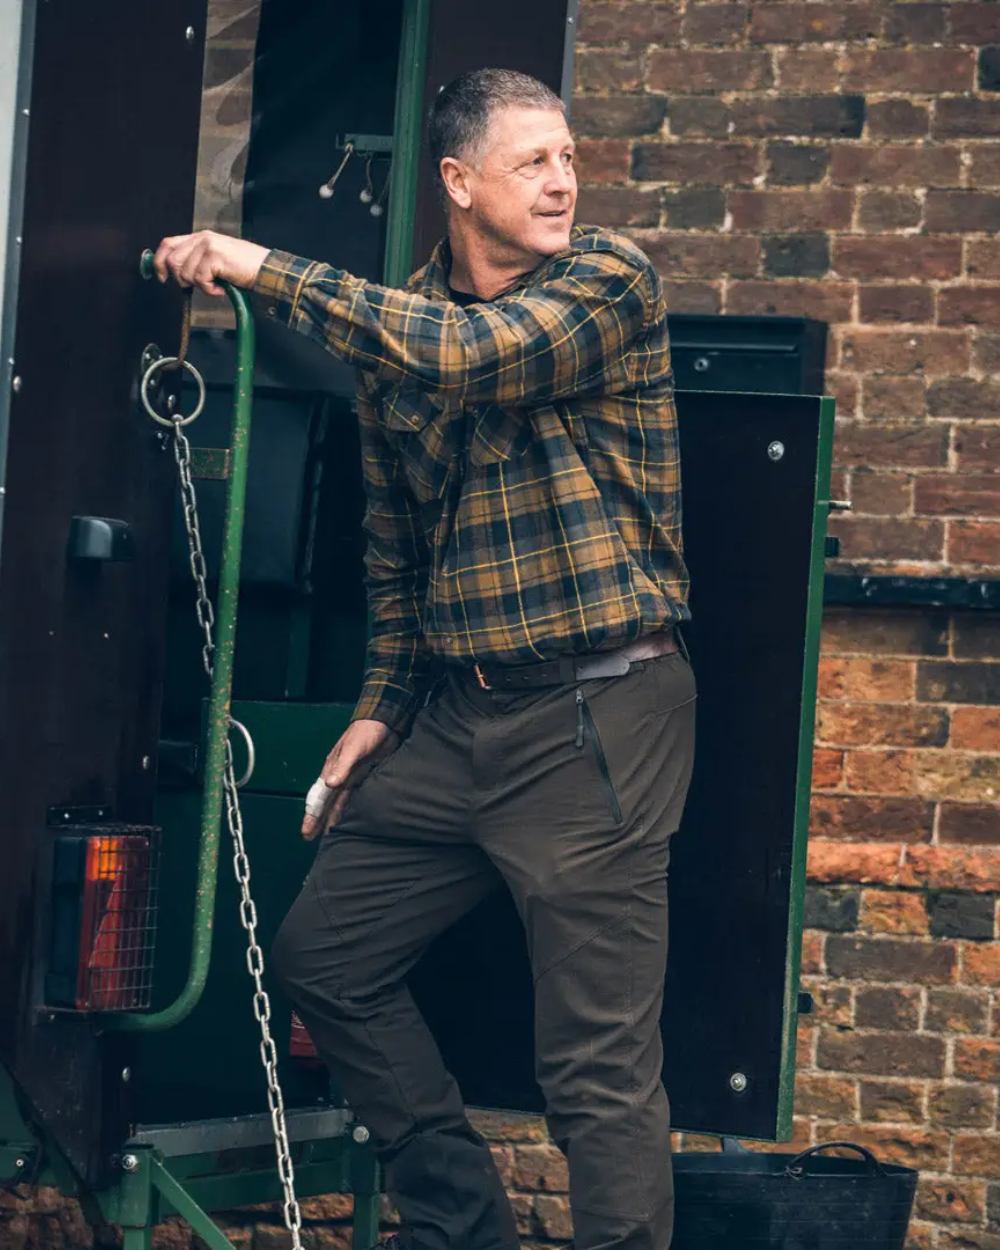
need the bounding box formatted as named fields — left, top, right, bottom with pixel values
left=544, top=161, right=574, bottom=196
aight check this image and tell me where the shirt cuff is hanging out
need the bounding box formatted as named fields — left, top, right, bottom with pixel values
left=350, top=673, right=424, bottom=738
left=250, top=248, right=331, bottom=326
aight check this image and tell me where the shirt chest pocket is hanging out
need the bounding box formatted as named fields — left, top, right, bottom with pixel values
left=467, top=403, right=532, bottom=466
left=380, top=385, right=454, bottom=503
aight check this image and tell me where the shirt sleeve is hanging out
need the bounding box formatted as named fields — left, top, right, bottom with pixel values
left=349, top=379, right=434, bottom=736
left=252, top=247, right=653, bottom=408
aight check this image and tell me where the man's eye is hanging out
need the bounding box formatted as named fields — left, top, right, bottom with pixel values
left=562, top=153, right=574, bottom=165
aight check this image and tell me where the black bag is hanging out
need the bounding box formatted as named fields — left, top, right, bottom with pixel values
left=672, top=1140, right=918, bottom=1249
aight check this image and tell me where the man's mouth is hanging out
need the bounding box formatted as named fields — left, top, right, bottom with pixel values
left=537, top=209, right=568, bottom=219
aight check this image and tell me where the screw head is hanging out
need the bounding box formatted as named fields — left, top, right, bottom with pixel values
left=767, top=440, right=785, bottom=462
left=122, top=1153, right=139, bottom=1172
left=185, top=25, right=195, bottom=42
left=729, top=1072, right=748, bottom=1093
left=121, top=1067, right=131, bottom=1083
left=14, top=1157, right=25, bottom=1170
left=11, top=375, right=21, bottom=393
left=352, top=1125, right=370, bottom=1144
left=141, top=755, right=151, bottom=771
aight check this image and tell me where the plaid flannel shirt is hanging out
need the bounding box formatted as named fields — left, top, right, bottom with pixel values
left=253, top=225, right=690, bottom=734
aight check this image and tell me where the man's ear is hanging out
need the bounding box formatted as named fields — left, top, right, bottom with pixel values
left=440, top=157, right=473, bottom=211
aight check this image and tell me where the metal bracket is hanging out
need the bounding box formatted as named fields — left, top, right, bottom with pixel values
left=338, top=133, right=393, bottom=155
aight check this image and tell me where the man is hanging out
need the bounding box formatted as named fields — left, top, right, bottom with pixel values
left=155, top=68, right=695, bottom=1250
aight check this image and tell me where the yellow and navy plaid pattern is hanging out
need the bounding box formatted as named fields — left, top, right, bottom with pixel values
left=253, top=226, right=690, bottom=733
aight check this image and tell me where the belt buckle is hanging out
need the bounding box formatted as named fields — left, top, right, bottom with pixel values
left=473, top=663, right=492, bottom=691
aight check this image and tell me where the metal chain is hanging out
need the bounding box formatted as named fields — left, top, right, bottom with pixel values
left=171, top=416, right=304, bottom=1249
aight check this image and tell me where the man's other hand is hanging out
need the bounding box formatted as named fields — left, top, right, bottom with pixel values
left=153, top=230, right=269, bottom=297
left=301, top=719, right=401, bottom=840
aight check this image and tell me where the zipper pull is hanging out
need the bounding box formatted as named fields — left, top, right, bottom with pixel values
left=575, top=688, right=585, bottom=748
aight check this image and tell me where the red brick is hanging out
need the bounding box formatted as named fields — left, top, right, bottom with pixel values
left=829, top=516, right=944, bottom=562
left=857, top=190, right=923, bottom=232
left=844, top=749, right=916, bottom=796
left=939, top=803, right=1000, bottom=846
left=940, top=287, right=1000, bottom=327
left=640, top=233, right=760, bottom=277
left=749, top=3, right=882, bottom=43
left=681, top=4, right=749, bottom=46
left=949, top=3, right=1000, bottom=43
left=730, top=95, right=865, bottom=140
left=512, top=1143, right=569, bottom=1192
left=968, top=145, right=1000, bottom=188
left=961, top=944, right=1000, bottom=987
left=952, top=1132, right=1000, bottom=1178
left=809, top=795, right=934, bottom=842
left=729, top=189, right=853, bottom=231
left=955, top=425, right=1000, bottom=475
left=661, top=188, right=725, bottom=227
left=576, top=139, right=631, bottom=185
left=927, top=378, right=1000, bottom=421
left=856, top=986, right=923, bottom=1030
left=916, top=1176, right=987, bottom=1224
left=848, top=466, right=914, bottom=516
left=774, top=49, right=842, bottom=93
left=860, top=284, right=936, bottom=324
left=951, top=709, right=1000, bottom=752
left=842, top=48, right=975, bottom=93
left=534, top=1195, right=572, bottom=1240
left=901, top=846, right=1000, bottom=893
left=915, top=475, right=1000, bottom=517
left=953, top=615, right=1000, bottom=659
left=819, top=656, right=916, bottom=701
left=833, top=236, right=962, bottom=281
left=726, top=280, right=854, bottom=321
left=838, top=329, right=970, bottom=377
left=816, top=1028, right=944, bottom=1078
left=667, top=96, right=732, bottom=139
left=954, top=1039, right=1000, bottom=1084
left=928, top=1085, right=996, bottom=1134
left=800, top=929, right=825, bottom=974
left=817, top=702, right=946, bottom=748
left=949, top=520, right=1000, bottom=566
left=820, top=609, right=948, bottom=657
left=836, top=421, right=950, bottom=470
left=935, top=98, right=1000, bottom=139
left=823, top=371, right=859, bottom=418
left=802, top=977, right=854, bottom=1027
left=572, top=96, right=667, bottom=139
left=885, top=3, right=948, bottom=45
left=860, top=376, right=927, bottom=421
left=574, top=50, right=644, bottom=95
left=859, top=1078, right=925, bottom=1123
left=911, top=750, right=1000, bottom=803
left=866, top=99, right=930, bottom=140
left=577, top=2, right=683, bottom=45
left=813, top=747, right=845, bottom=789
left=926, top=988, right=991, bottom=1034
left=808, top=839, right=908, bottom=882
left=826, top=934, right=956, bottom=983
left=575, top=186, right=660, bottom=228
left=631, top=142, right=759, bottom=185
left=927, top=191, right=1000, bottom=233
left=859, top=890, right=930, bottom=935
left=967, top=240, right=1000, bottom=281
left=647, top=49, right=772, bottom=94
left=662, top=280, right=722, bottom=315
left=796, top=1073, right=857, bottom=1119
left=830, top=145, right=962, bottom=189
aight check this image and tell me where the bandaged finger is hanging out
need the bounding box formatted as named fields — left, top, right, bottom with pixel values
left=305, top=777, right=334, bottom=819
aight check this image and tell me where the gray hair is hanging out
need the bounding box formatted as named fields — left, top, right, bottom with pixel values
left=428, top=68, right=566, bottom=198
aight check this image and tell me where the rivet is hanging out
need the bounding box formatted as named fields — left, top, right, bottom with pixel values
left=729, top=1072, right=748, bottom=1093
left=141, top=755, right=151, bottom=771
left=14, top=1157, right=25, bottom=1170
left=352, top=1125, right=370, bottom=1144
left=122, top=1154, right=139, bottom=1172
left=767, top=440, right=785, bottom=462
left=185, top=26, right=196, bottom=42
left=121, top=1067, right=131, bottom=1083
left=12, top=376, right=21, bottom=393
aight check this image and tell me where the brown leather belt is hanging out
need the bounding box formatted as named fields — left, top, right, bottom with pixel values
left=470, top=629, right=681, bottom=692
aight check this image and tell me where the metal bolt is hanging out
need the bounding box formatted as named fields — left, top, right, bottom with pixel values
left=14, top=1157, right=25, bottom=1170
left=693, top=356, right=710, bottom=373
left=352, top=1125, right=370, bottom=1144
left=121, top=1067, right=131, bottom=1083
left=729, top=1072, right=748, bottom=1093
left=121, top=1154, right=139, bottom=1172
left=11, top=376, right=21, bottom=393
left=185, top=25, right=196, bottom=42
left=141, top=755, right=151, bottom=771
left=767, top=440, right=785, bottom=462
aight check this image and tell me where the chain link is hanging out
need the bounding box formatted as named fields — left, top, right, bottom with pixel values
left=172, top=416, right=304, bottom=1248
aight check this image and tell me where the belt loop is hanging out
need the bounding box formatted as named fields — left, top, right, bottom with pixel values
left=473, top=662, right=492, bottom=690
left=558, top=656, right=579, bottom=685
left=675, top=624, right=691, bottom=665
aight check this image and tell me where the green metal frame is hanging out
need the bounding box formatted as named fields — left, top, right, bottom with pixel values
left=114, top=255, right=257, bottom=1034
left=383, top=0, right=432, bottom=286
left=774, top=394, right=837, bottom=1138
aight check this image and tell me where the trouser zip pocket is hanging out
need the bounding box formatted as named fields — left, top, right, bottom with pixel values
left=575, top=688, right=623, bottom=825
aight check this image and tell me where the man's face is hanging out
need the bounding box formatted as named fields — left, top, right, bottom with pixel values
left=452, top=105, right=577, bottom=263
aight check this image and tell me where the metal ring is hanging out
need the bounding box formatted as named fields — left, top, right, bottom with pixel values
left=140, top=356, right=206, bottom=427
left=229, top=717, right=256, bottom=789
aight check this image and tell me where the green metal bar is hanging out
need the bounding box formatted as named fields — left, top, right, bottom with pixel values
left=114, top=253, right=256, bottom=1033
left=774, top=394, right=837, bottom=1138
left=382, top=0, right=432, bottom=286
left=150, top=1158, right=242, bottom=1250
left=349, top=1144, right=382, bottom=1250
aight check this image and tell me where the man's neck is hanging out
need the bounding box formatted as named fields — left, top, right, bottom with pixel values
left=446, top=221, right=539, bottom=302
